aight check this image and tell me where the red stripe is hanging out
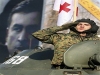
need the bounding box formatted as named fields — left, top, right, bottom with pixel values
left=76, top=7, right=78, bottom=16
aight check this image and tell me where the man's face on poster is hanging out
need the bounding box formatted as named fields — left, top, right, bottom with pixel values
left=6, top=12, right=41, bottom=55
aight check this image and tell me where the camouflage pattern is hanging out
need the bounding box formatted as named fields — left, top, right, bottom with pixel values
left=32, top=26, right=100, bottom=65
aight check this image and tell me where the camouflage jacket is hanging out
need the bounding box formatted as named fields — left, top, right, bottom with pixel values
left=32, top=26, right=100, bottom=65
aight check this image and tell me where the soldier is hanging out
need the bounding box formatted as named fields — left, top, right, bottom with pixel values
left=32, top=18, right=99, bottom=69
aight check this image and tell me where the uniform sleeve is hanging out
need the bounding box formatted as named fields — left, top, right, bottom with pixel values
left=32, top=26, right=64, bottom=44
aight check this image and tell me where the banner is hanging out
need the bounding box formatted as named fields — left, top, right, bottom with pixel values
left=0, top=0, right=44, bottom=63
left=53, top=0, right=76, bottom=26
left=79, top=0, right=100, bottom=20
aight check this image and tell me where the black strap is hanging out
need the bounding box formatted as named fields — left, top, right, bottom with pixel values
left=88, top=57, right=96, bottom=70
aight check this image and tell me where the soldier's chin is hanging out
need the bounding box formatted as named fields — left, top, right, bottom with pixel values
left=78, top=30, right=85, bottom=32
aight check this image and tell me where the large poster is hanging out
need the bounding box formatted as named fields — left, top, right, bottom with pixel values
left=0, top=0, right=44, bottom=63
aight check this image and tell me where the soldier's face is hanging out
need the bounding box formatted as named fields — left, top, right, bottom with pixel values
left=75, top=22, right=91, bottom=32
left=6, top=12, right=41, bottom=55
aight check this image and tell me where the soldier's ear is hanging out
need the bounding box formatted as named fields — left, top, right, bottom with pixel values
left=91, top=24, right=99, bottom=33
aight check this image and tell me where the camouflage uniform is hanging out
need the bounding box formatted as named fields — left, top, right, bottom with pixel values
left=32, top=26, right=100, bottom=65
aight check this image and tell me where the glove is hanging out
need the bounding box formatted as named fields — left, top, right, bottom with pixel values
left=61, top=21, right=79, bottom=29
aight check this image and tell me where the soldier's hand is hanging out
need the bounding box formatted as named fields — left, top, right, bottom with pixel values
left=62, top=21, right=79, bottom=29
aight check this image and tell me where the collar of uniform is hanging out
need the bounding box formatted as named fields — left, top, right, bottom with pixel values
left=69, top=30, right=79, bottom=36
left=69, top=30, right=97, bottom=38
